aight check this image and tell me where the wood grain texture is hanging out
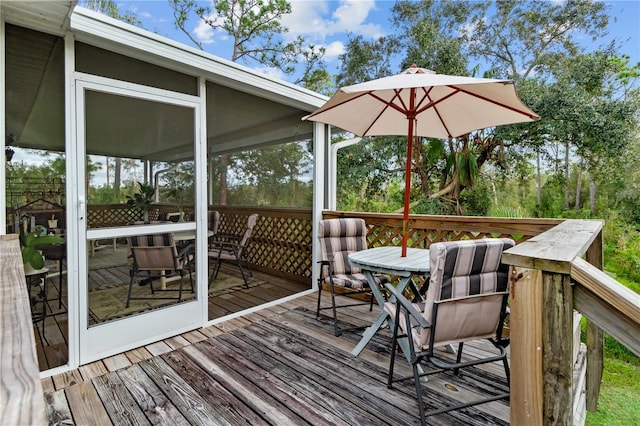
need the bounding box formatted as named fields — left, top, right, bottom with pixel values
left=41, top=293, right=591, bottom=425
left=0, top=234, right=47, bottom=425
left=542, top=272, right=574, bottom=426
left=584, top=230, right=604, bottom=412
left=501, top=219, right=603, bottom=273
left=571, top=257, right=640, bottom=326
left=509, top=267, right=543, bottom=426
left=65, top=379, right=111, bottom=425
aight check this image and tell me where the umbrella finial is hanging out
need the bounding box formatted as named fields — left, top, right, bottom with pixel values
left=403, top=65, right=436, bottom=75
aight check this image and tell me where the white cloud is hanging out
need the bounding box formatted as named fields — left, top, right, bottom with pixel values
left=193, top=13, right=227, bottom=45
left=193, top=19, right=215, bottom=44
left=253, top=65, right=287, bottom=81
left=322, top=40, right=345, bottom=60
left=283, top=0, right=384, bottom=40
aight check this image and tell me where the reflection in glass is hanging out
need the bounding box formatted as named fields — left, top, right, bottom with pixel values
left=86, top=234, right=198, bottom=326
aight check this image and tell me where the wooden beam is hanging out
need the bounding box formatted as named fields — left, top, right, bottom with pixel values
left=585, top=231, right=604, bottom=412
left=510, top=267, right=543, bottom=426
left=501, top=219, right=603, bottom=274
left=542, top=272, right=574, bottom=426
left=0, top=234, right=47, bottom=425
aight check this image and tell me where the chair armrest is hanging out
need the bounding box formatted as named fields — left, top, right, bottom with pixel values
left=177, top=243, right=194, bottom=260
left=215, top=232, right=242, bottom=242
left=318, top=259, right=334, bottom=277
left=384, top=283, right=431, bottom=329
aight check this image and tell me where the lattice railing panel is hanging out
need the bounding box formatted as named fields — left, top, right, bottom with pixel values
left=324, top=211, right=562, bottom=250
left=212, top=207, right=313, bottom=283
left=82, top=206, right=559, bottom=285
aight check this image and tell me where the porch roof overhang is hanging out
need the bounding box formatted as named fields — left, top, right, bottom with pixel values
left=2, top=3, right=329, bottom=162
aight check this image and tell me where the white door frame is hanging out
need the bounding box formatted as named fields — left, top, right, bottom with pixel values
left=72, top=73, right=207, bottom=364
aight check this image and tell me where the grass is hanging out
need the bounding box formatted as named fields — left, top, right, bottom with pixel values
left=584, top=269, right=640, bottom=425
left=585, top=356, right=640, bottom=425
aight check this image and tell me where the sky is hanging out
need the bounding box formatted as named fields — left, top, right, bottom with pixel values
left=117, top=0, right=640, bottom=83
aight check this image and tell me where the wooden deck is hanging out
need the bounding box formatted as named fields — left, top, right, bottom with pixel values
left=42, top=292, right=510, bottom=425
left=33, top=262, right=310, bottom=371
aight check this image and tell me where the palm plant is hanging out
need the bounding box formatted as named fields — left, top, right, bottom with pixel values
left=126, top=182, right=156, bottom=221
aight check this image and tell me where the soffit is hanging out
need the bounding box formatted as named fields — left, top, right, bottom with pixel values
left=4, top=3, right=325, bottom=162
left=1, top=1, right=75, bottom=35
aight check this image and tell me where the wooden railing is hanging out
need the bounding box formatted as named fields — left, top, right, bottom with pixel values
left=0, top=235, right=47, bottom=425
left=323, top=211, right=639, bottom=425
left=86, top=204, right=315, bottom=285
left=5, top=203, right=637, bottom=424
left=502, top=220, right=640, bottom=425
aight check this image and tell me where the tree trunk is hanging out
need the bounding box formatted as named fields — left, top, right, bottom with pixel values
left=115, top=157, right=121, bottom=200
left=536, top=148, right=542, bottom=209
left=589, top=173, right=597, bottom=215
left=564, top=140, right=570, bottom=210
left=575, top=166, right=582, bottom=211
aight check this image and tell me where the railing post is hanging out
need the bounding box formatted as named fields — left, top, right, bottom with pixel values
left=502, top=219, right=604, bottom=425
left=585, top=230, right=604, bottom=411
left=510, top=267, right=543, bottom=425
left=542, top=271, right=574, bottom=425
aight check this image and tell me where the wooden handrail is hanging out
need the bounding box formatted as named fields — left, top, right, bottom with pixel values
left=501, top=219, right=604, bottom=273
left=500, top=218, right=639, bottom=425
left=572, top=257, right=640, bottom=356
left=0, top=235, right=47, bottom=425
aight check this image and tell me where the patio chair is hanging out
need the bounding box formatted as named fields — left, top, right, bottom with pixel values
left=317, top=218, right=390, bottom=336
left=208, top=213, right=258, bottom=288
left=207, top=210, right=221, bottom=248
left=385, top=238, right=515, bottom=424
left=126, top=232, right=194, bottom=308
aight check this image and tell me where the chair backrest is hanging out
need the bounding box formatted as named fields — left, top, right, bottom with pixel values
left=238, top=214, right=259, bottom=250
left=420, top=238, right=515, bottom=348
left=128, top=233, right=180, bottom=271
left=317, top=218, right=368, bottom=277
left=208, top=210, right=221, bottom=236
left=166, top=212, right=182, bottom=222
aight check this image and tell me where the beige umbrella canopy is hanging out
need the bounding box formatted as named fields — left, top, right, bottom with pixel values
left=304, top=65, right=539, bottom=256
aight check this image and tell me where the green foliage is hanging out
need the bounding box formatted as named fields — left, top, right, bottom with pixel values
left=21, top=232, right=64, bottom=270
left=82, top=0, right=140, bottom=25
left=458, top=180, right=491, bottom=216
left=125, top=182, right=155, bottom=212
left=170, top=0, right=326, bottom=86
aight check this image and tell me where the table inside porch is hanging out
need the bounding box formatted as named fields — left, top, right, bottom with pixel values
left=348, top=246, right=430, bottom=357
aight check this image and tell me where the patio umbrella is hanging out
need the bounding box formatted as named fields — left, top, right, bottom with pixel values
left=304, top=65, right=539, bottom=256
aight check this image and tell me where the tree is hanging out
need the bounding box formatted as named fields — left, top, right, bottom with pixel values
left=334, top=0, right=622, bottom=215
left=169, top=0, right=326, bottom=205
left=82, top=0, right=140, bottom=25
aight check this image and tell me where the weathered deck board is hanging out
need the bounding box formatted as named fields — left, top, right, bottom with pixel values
left=64, top=380, right=112, bottom=425
left=44, top=293, right=512, bottom=425
left=0, top=235, right=47, bottom=425
left=116, top=364, right=189, bottom=425
left=93, top=372, right=151, bottom=425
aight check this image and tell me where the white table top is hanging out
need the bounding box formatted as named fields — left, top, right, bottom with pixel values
left=24, top=267, right=49, bottom=277
left=173, top=230, right=213, bottom=241
left=348, top=246, right=430, bottom=274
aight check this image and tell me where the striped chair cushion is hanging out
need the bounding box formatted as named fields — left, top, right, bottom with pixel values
left=322, top=272, right=389, bottom=290
left=318, top=218, right=368, bottom=276
left=129, top=233, right=182, bottom=271
left=417, top=238, right=515, bottom=348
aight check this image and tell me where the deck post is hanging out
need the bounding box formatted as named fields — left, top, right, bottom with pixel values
left=585, top=231, right=604, bottom=411
left=509, top=266, right=543, bottom=425
left=542, top=271, right=574, bottom=425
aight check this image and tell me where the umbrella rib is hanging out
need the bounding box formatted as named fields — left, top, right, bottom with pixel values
left=449, top=84, right=539, bottom=119
left=362, top=90, right=410, bottom=135
left=416, top=89, right=458, bottom=138
left=368, top=90, right=409, bottom=115
left=304, top=91, right=373, bottom=119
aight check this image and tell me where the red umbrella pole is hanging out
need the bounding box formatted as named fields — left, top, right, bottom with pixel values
left=402, top=112, right=416, bottom=257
